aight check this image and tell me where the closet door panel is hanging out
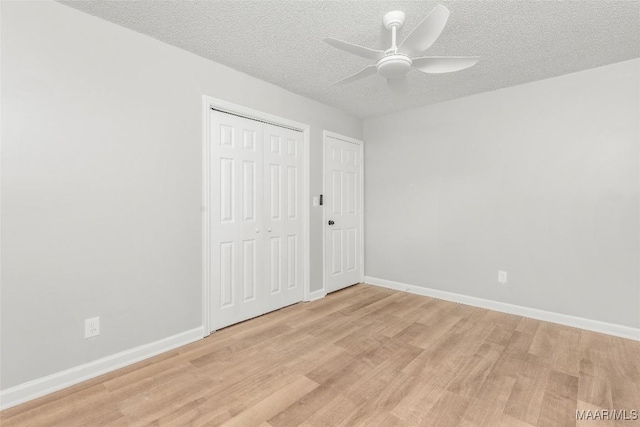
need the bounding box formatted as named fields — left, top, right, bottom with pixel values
left=263, top=124, right=304, bottom=308
left=210, top=111, right=265, bottom=330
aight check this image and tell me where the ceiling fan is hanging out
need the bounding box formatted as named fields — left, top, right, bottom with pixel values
left=323, top=5, right=479, bottom=92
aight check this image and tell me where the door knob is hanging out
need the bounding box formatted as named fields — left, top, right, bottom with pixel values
left=328, top=220, right=335, bottom=225
left=267, top=227, right=272, bottom=232
left=255, top=228, right=260, bottom=233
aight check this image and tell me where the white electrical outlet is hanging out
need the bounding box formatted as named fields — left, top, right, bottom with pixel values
left=85, top=317, right=100, bottom=338
left=498, top=271, right=507, bottom=284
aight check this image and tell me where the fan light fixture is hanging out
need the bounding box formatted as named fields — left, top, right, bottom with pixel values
left=324, top=5, right=479, bottom=92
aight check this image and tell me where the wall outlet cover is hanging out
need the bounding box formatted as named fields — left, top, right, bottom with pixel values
left=498, top=271, right=507, bottom=284
left=85, top=317, right=100, bottom=338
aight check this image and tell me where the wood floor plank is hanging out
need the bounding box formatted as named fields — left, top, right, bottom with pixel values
left=529, top=322, right=561, bottom=363
left=495, top=414, right=537, bottom=427
left=578, top=362, right=614, bottom=409
left=503, top=370, right=549, bottom=425
left=460, top=397, right=508, bottom=427
left=300, top=394, right=360, bottom=427
left=342, top=345, right=423, bottom=408
left=157, top=369, right=304, bottom=426
left=373, top=413, right=406, bottom=426
left=475, top=372, right=516, bottom=406
left=390, top=382, right=446, bottom=424
left=536, top=370, right=579, bottom=427
left=339, top=372, right=419, bottom=426
left=3, top=283, right=638, bottom=427
left=551, top=328, right=582, bottom=377
left=420, top=390, right=470, bottom=427
left=516, top=317, right=541, bottom=335
left=408, top=314, right=463, bottom=349
left=220, top=376, right=319, bottom=427
left=268, top=352, right=374, bottom=426
left=446, top=353, right=500, bottom=399
left=485, top=325, right=515, bottom=347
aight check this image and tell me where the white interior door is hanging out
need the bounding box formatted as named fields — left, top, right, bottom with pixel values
left=324, top=134, right=363, bottom=293
left=210, top=110, right=304, bottom=331
left=263, top=124, right=305, bottom=308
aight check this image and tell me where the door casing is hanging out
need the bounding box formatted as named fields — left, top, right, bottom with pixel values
left=322, top=130, right=365, bottom=296
left=202, top=96, right=311, bottom=335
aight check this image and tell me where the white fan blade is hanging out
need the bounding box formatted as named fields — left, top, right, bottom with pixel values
left=323, top=37, right=386, bottom=61
left=412, top=56, right=479, bottom=74
left=398, top=5, right=450, bottom=56
left=387, top=76, right=408, bottom=93
left=333, top=65, right=377, bottom=85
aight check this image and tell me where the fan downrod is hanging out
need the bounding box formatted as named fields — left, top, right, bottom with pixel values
left=378, top=11, right=410, bottom=78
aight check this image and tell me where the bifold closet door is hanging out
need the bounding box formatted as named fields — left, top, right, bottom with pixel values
left=262, top=124, right=304, bottom=309
left=210, top=111, right=304, bottom=331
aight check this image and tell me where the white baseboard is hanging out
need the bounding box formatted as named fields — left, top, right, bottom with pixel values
left=364, top=276, right=640, bottom=342
left=306, top=289, right=327, bottom=302
left=0, top=326, right=204, bottom=411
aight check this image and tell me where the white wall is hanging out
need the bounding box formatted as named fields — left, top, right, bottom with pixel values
left=0, top=0, right=362, bottom=389
left=364, top=59, right=639, bottom=329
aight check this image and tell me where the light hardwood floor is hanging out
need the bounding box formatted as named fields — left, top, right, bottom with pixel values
left=2, top=284, right=639, bottom=426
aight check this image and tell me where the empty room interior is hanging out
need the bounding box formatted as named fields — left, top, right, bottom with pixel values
left=1, top=0, right=639, bottom=426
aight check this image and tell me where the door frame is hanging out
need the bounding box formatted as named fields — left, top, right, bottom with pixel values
left=322, top=130, right=365, bottom=296
left=202, top=96, right=311, bottom=336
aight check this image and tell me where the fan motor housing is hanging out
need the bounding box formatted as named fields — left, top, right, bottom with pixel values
left=376, top=54, right=412, bottom=78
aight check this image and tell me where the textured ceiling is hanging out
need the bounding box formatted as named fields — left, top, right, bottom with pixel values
left=58, top=0, right=640, bottom=118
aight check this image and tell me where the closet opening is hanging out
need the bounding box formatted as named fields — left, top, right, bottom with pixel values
left=202, top=97, right=311, bottom=335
